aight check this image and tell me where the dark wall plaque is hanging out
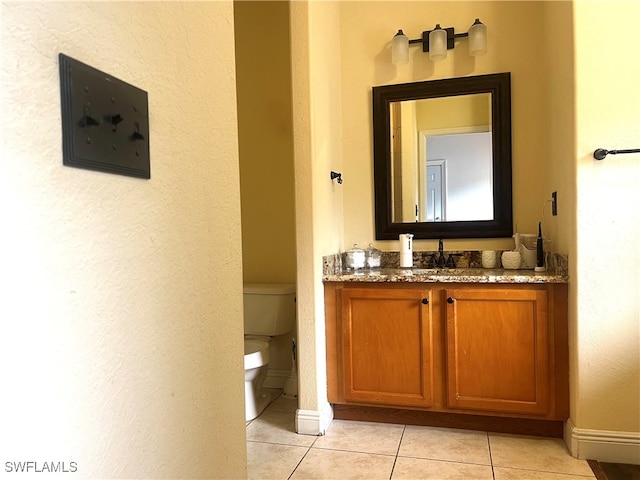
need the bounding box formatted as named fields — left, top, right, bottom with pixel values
left=59, top=53, right=150, bottom=179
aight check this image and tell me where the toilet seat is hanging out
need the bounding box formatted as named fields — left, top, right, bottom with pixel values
left=244, top=339, right=269, bottom=370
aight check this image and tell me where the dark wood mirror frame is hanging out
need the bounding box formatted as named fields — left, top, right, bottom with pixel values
left=373, top=72, right=512, bottom=240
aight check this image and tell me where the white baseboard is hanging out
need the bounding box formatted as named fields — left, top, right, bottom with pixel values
left=264, top=368, right=290, bottom=389
left=295, top=402, right=334, bottom=436
left=564, top=418, right=640, bottom=464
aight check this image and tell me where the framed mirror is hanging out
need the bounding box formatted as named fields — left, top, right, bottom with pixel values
left=373, top=72, right=512, bottom=239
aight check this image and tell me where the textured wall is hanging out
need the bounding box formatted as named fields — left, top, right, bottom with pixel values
left=290, top=0, right=344, bottom=418
left=573, top=0, right=640, bottom=437
left=0, top=2, right=247, bottom=478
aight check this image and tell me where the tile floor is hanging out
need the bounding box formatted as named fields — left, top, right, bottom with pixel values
left=246, top=391, right=596, bottom=480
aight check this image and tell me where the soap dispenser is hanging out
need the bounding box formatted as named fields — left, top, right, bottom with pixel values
left=399, top=233, right=414, bottom=268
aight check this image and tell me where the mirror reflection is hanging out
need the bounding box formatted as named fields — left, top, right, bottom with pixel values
left=391, top=93, right=493, bottom=223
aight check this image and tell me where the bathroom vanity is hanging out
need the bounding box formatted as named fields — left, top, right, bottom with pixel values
left=323, top=267, right=569, bottom=437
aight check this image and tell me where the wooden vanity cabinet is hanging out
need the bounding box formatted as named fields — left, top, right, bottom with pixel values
left=445, top=287, right=550, bottom=415
left=337, top=286, right=437, bottom=408
left=325, top=282, right=568, bottom=424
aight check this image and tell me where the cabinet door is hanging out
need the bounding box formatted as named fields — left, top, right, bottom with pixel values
left=445, top=288, right=549, bottom=415
left=341, top=287, right=433, bottom=407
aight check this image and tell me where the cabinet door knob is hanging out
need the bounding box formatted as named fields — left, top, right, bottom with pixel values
left=421, top=298, right=429, bottom=305
left=447, top=297, right=455, bottom=304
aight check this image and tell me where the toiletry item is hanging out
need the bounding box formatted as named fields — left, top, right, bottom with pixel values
left=399, top=233, right=414, bottom=268
left=365, top=244, right=382, bottom=269
left=518, top=234, right=537, bottom=269
left=343, top=244, right=365, bottom=270
left=501, top=250, right=522, bottom=270
left=481, top=250, right=497, bottom=269
left=535, top=222, right=546, bottom=272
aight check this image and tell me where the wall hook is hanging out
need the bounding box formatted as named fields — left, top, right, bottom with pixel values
left=330, top=171, right=343, bottom=184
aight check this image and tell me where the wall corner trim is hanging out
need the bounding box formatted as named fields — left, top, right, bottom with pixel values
left=295, top=403, right=334, bottom=436
left=564, top=418, right=640, bottom=463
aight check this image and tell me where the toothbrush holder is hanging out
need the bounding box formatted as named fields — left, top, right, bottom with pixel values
left=501, top=251, right=522, bottom=270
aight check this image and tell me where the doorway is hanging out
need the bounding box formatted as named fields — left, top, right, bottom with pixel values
left=426, top=161, right=446, bottom=222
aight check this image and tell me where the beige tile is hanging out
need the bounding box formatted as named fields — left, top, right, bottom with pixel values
left=247, top=441, right=309, bottom=480
left=246, top=410, right=316, bottom=447
left=494, top=466, right=595, bottom=479
left=392, top=457, right=494, bottom=479
left=291, top=448, right=395, bottom=480
left=398, top=426, right=491, bottom=465
left=489, top=433, right=594, bottom=477
left=313, top=419, right=404, bottom=455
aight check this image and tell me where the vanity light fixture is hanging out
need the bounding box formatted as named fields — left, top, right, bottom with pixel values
left=391, top=18, right=487, bottom=65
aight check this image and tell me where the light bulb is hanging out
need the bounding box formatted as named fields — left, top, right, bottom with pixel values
left=468, top=18, right=487, bottom=56
left=429, top=25, right=447, bottom=61
left=391, top=29, right=409, bottom=65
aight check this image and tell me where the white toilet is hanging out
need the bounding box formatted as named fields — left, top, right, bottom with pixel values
left=243, top=283, right=296, bottom=421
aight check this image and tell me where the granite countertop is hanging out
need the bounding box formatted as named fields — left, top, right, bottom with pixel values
left=322, top=267, right=568, bottom=284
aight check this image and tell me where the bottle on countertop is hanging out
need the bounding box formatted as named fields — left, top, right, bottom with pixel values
left=535, top=222, right=546, bottom=272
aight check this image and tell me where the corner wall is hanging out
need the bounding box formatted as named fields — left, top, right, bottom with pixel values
left=0, top=2, right=247, bottom=477
left=567, top=0, right=640, bottom=463
left=290, top=0, right=343, bottom=434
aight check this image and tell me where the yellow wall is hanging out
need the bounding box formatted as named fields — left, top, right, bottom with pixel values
left=235, top=1, right=297, bottom=285
left=235, top=1, right=297, bottom=373
left=290, top=0, right=343, bottom=426
left=339, top=1, right=551, bottom=251
left=399, top=101, right=419, bottom=221
left=571, top=0, right=640, bottom=451
left=0, top=2, right=247, bottom=477
left=416, top=94, right=491, bottom=131
left=541, top=1, right=575, bottom=257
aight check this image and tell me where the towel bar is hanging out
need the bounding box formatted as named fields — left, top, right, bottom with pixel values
left=593, top=148, right=640, bottom=160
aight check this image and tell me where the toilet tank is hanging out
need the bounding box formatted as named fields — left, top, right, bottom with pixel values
left=243, top=283, right=296, bottom=336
